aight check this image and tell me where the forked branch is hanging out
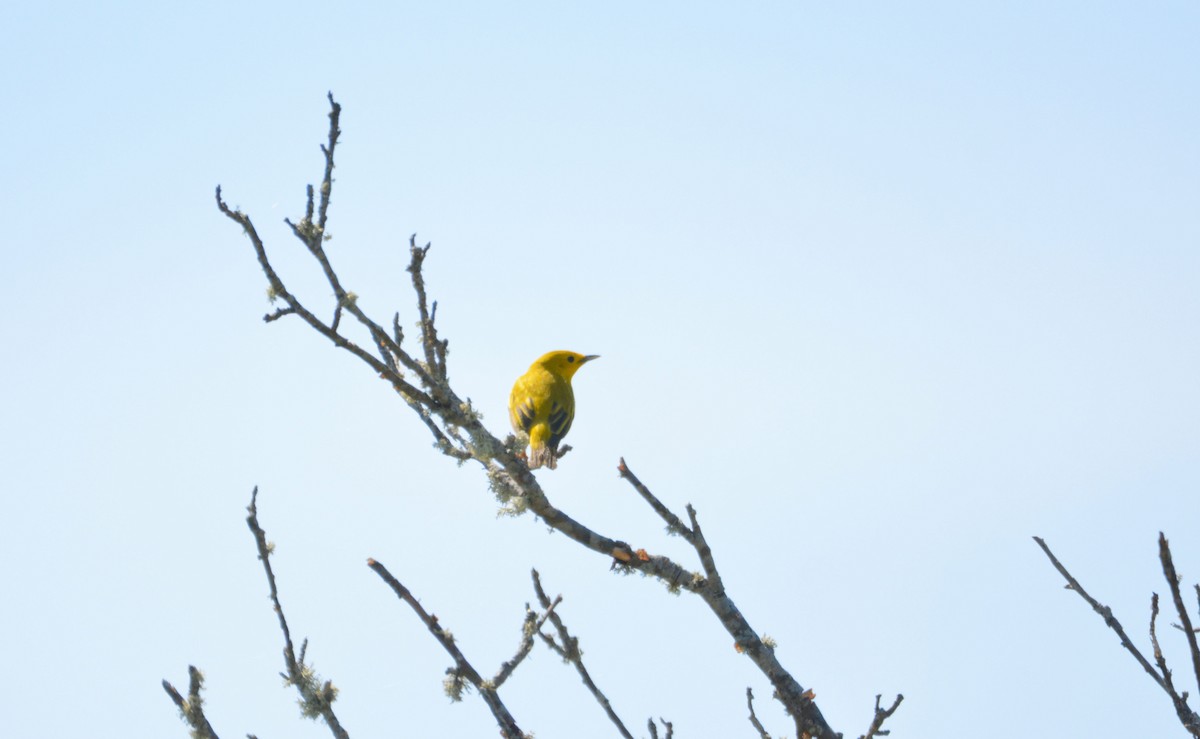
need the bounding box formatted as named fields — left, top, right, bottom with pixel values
left=162, top=666, right=221, bottom=739
left=617, top=458, right=837, bottom=738
left=366, top=558, right=526, bottom=738
left=1035, top=534, right=1200, bottom=736
left=532, top=569, right=636, bottom=739
left=859, top=693, right=904, bottom=739
left=247, top=488, right=350, bottom=739
left=163, top=490, right=351, bottom=739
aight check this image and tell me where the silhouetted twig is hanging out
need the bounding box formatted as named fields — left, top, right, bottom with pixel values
left=658, top=717, right=674, bottom=738
left=646, top=717, right=673, bottom=739
left=746, top=687, right=772, bottom=739
left=531, top=569, right=635, bottom=739
left=162, top=665, right=221, bottom=739
left=1035, top=534, right=1200, bottom=736
left=859, top=693, right=904, bottom=739
left=247, top=488, right=349, bottom=739
left=1160, top=534, right=1200, bottom=696
left=618, top=458, right=836, bottom=738
left=1034, top=536, right=1164, bottom=683
left=367, top=558, right=526, bottom=738
left=492, top=596, right=561, bottom=689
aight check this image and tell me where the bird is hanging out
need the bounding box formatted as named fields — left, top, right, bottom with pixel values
left=509, top=351, right=599, bottom=470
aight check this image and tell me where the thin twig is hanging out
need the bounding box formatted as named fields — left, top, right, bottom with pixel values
left=659, top=717, right=674, bottom=738
left=1035, top=535, right=1200, bottom=736
left=1161, top=533, right=1200, bottom=696
left=247, top=488, right=350, bottom=739
left=367, top=558, right=525, bottom=738
left=331, top=301, right=344, bottom=333
left=217, top=95, right=450, bottom=425
left=618, top=458, right=692, bottom=540
left=1149, top=592, right=1190, bottom=722
left=281, top=115, right=435, bottom=391
left=162, top=665, right=221, bottom=739
left=216, top=187, right=439, bottom=413
left=686, top=503, right=722, bottom=590
left=407, top=238, right=447, bottom=382
left=646, top=717, right=673, bottom=739
left=1033, top=536, right=1165, bottom=687
left=493, top=598, right=562, bottom=689
left=746, top=687, right=772, bottom=739
left=265, top=306, right=296, bottom=323
left=1158, top=535, right=1200, bottom=734
left=531, top=569, right=635, bottom=739
left=619, top=460, right=830, bottom=738
left=859, top=694, right=904, bottom=739
left=414, top=404, right=474, bottom=461
left=315, top=92, right=339, bottom=232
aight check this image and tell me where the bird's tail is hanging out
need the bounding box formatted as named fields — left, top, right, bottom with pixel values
left=529, top=444, right=557, bottom=470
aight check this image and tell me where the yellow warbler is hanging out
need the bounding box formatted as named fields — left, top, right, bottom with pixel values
left=509, top=351, right=599, bottom=470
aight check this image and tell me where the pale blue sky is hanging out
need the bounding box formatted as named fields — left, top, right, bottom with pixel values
left=2, top=2, right=1198, bottom=738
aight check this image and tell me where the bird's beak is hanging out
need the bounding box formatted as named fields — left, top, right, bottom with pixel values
left=582, top=355, right=600, bottom=363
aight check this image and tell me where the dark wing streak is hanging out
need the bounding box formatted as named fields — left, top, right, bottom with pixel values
left=548, top=404, right=576, bottom=450
left=515, top=400, right=537, bottom=433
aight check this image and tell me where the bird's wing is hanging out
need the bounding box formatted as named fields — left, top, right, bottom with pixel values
left=511, top=395, right=538, bottom=433
left=547, top=398, right=575, bottom=449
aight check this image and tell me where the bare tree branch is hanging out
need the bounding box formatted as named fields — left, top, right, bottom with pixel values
left=406, top=239, right=449, bottom=382
left=618, top=458, right=831, bottom=738
left=215, top=93, right=879, bottom=739
left=646, top=717, right=673, bottom=739
left=617, top=456, right=691, bottom=538
left=492, top=597, right=562, bottom=689
left=659, top=717, right=674, bottom=738
left=746, top=687, right=772, bottom=739
left=1034, top=536, right=1165, bottom=685
left=216, top=188, right=440, bottom=413
left=1160, top=533, right=1200, bottom=697
left=531, top=569, right=635, bottom=739
left=163, top=665, right=221, bottom=739
left=366, top=558, right=526, bottom=738
left=858, top=694, right=903, bottom=739
left=1148, top=591, right=1197, bottom=730
left=684, top=503, right=722, bottom=589
left=247, top=488, right=350, bottom=739
left=265, top=305, right=296, bottom=323
left=1035, top=535, right=1200, bottom=736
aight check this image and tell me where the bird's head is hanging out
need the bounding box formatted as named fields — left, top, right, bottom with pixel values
left=536, top=350, right=599, bottom=380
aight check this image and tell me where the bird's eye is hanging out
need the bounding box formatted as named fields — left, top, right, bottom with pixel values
left=567, top=356, right=575, bottom=363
